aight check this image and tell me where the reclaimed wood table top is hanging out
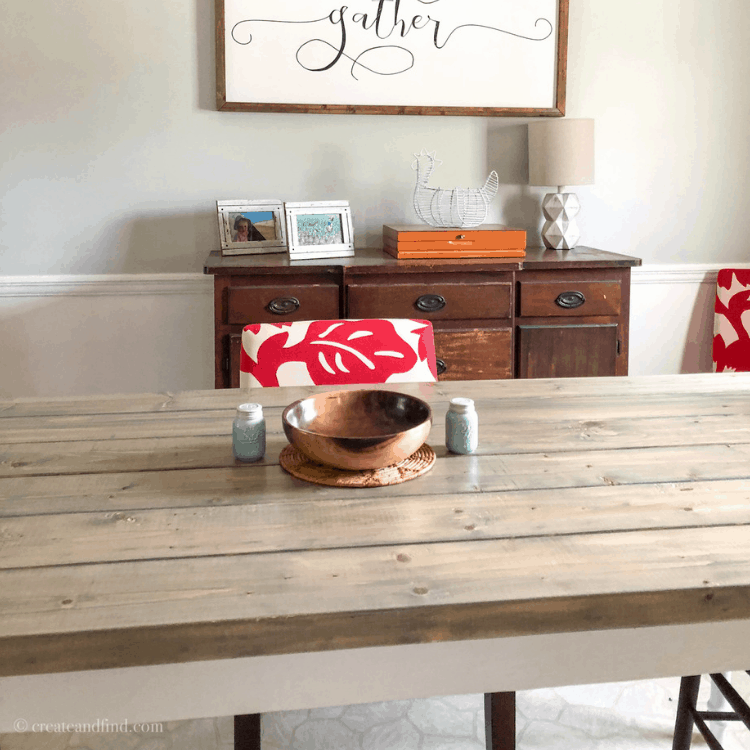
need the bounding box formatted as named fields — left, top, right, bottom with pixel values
left=2, top=373, right=750, bottom=682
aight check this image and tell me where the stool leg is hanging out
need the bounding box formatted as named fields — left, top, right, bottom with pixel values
left=485, top=691, right=516, bottom=750
left=234, top=714, right=261, bottom=750
left=673, top=676, right=701, bottom=750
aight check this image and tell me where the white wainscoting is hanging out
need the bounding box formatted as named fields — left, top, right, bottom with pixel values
left=0, top=265, right=746, bottom=398
left=629, top=264, right=749, bottom=377
left=0, top=274, right=214, bottom=398
left=629, top=264, right=714, bottom=377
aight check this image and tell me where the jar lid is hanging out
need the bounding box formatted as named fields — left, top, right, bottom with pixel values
left=236, top=403, right=263, bottom=417
left=449, top=397, right=475, bottom=413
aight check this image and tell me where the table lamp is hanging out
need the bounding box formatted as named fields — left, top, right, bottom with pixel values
left=528, top=118, right=595, bottom=250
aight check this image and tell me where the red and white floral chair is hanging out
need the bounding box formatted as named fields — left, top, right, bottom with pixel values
left=713, top=269, right=750, bottom=372
left=671, top=269, right=750, bottom=750
left=240, top=318, right=438, bottom=388
left=236, top=319, right=519, bottom=750
left=236, top=318, right=441, bottom=750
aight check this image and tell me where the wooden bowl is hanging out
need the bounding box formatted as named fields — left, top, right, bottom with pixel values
left=282, top=389, right=432, bottom=471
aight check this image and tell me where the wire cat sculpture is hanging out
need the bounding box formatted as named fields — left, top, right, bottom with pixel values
left=412, top=149, right=499, bottom=228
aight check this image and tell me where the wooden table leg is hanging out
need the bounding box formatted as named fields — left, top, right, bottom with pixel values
left=485, top=691, right=516, bottom=750
left=234, top=713, right=261, bottom=750
left=672, top=676, right=701, bottom=750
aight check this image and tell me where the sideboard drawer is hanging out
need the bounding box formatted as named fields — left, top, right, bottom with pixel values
left=518, top=281, right=621, bottom=318
left=347, top=282, right=512, bottom=320
left=433, top=327, right=512, bottom=381
left=227, top=283, right=339, bottom=325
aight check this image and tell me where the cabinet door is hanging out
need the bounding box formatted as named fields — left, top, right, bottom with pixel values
left=517, top=324, right=619, bottom=379
left=434, top=327, right=512, bottom=381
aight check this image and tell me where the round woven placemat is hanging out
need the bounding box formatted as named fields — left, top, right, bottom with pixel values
left=279, top=443, right=436, bottom=487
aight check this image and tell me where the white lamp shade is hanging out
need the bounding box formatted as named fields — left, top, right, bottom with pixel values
left=528, top=118, right=595, bottom=187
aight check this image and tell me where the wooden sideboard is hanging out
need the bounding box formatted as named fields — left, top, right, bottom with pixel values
left=204, top=247, right=642, bottom=389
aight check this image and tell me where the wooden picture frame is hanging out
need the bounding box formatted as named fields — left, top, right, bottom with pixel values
left=285, top=201, right=355, bottom=260
left=216, top=0, right=568, bottom=117
left=217, top=200, right=287, bottom=256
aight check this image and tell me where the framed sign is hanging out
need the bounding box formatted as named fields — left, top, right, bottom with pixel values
left=216, top=0, right=568, bottom=117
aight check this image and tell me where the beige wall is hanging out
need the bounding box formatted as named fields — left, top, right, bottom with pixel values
left=2, top=1, right=750, bottom=275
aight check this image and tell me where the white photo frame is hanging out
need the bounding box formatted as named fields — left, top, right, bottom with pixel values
left=284, top=201, right=355, bottom=259
left=217, top=200, right=287, bottom=255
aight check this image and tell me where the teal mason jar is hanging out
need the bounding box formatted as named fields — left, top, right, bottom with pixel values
left=445, top=397, right=478, bottom=454
left=232, top=403, right=266, bottom=462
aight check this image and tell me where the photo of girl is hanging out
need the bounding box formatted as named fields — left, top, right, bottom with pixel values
left=231, top=213, right=270, bottom=243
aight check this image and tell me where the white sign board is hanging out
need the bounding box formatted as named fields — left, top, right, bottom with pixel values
left=216, top=0, right=568, bottom=116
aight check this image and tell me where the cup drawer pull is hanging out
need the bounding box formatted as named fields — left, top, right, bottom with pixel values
left=555, top=291, right=586, bottom=309
left=416, top=294, right=447, bottom=312
left=266, top=296, right=300, bottom=315
left=436, top=358, right=447, bottom=375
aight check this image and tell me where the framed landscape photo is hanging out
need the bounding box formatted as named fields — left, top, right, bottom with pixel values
left=217, top=200, right=287, bottom=255
left=285, top=201, right=355, bottom=260
left=216, top=0, right=568, bottom=117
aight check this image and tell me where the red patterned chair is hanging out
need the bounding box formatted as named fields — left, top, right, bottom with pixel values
left=671, top=269, right=750, bottom=750
left=240, top=318, right=438, bottom=387
left=236, top=318, right=517, bottom=750
left=237, top=317, right=440, bottom=750
left=713, top=269, right=750, bottom=372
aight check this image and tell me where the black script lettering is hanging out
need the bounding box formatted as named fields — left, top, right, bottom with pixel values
left=350, top=45, right=414, bottom=79
left=231, top=1, right=554, bottom=80
left=351, top=11, right=376, bottom=30
left=310, top=6, right=347, bottom=71
left=432, top=18, right=553, bottom=50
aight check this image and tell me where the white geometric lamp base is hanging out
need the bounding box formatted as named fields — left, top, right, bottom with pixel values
left=541, top=192, right=581, bottom=250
